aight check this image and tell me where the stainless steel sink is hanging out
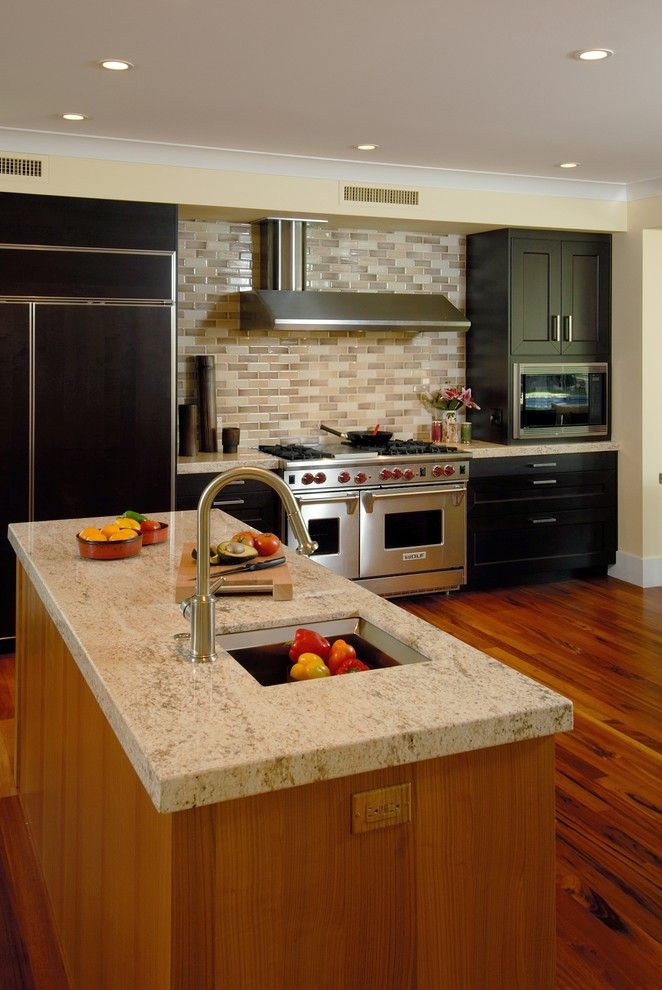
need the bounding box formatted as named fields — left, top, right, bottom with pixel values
left=218, top=616, right=429, bottom=687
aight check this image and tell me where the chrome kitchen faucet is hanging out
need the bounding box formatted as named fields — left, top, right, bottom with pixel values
left=181, top=467, right=317, bottom=663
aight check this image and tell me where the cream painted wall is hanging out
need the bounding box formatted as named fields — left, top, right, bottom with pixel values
left=611, top=196, right=662, bottom=585
left=642, top=229, right=662, bottom=564
left=0, top=151, right=628, bottom=233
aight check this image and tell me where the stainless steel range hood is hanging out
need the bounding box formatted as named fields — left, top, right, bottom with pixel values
left=239, top=219, right=470, bottom=332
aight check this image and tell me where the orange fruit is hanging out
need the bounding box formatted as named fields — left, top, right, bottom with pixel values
left=101, top=523, right=122, bottom=539
left=79, top=527, right=107, bottom=542
left=115, top=516, right=140, bottom=532
left=109, top=529, right=139, bottom=542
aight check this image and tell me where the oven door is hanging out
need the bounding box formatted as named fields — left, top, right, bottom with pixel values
left=287, top=491, right=360, bottom=579
left=359, top=485, right=466, bottom=579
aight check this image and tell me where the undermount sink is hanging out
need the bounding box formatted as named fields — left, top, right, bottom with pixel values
left=218, top=616, right=429, bottom=687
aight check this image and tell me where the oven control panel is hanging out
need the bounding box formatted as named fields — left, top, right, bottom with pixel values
left=287, top=460, right=469, bottom=491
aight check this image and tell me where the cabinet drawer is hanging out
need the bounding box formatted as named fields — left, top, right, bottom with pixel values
left=469, top=469, right=615, bottom=514
left=468, top=506, right=616, bottom=579
left=469, top=451, right=617, bottom=479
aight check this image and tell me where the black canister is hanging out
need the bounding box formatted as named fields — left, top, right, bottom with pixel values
left=178, top=403, right=199, bottom=457
left=195, top=355, right=218, bottom=452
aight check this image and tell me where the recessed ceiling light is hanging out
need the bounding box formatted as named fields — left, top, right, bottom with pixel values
left=355, top=143, right=379, bottom=151
left=61, top=112, right=88, bottom=121
left=99, top=58, right=134, bottom=71
left=558, top=162, right=581, bottom=169
left=574, top=48, right=614, bottom=61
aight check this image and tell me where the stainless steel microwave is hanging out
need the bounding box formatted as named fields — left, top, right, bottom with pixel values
left=513, top=362, right=609, bottom=440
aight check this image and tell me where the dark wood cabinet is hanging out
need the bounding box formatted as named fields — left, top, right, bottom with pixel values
left=467, top=228, right=611, bottom=443
left=467, top=452, right=617, bottom=588
left=0, top=193, right=177, bottom=652
left=510, top=236, right=610, bottom=356
left=177, top=472, right=283, bottom=536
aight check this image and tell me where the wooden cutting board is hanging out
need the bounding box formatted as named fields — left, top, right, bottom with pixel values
left=175, top=543, right=293, bottom=602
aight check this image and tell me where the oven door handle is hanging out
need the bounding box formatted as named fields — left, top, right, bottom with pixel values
left=363, top=485, right=466, bottom=511
left=295, top=493, right=360, bottom=506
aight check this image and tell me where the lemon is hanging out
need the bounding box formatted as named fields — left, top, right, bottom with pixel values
left=114, top=516, right=140, bottom=532
left=79, top=527, right=107, bottom=542
left=109, top=529, right=139, bottom=542
left=101, top=523, right=122, bottom=539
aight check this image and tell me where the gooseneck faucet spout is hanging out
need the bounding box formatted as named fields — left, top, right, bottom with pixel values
left=183, top=467, right=318, bottom=663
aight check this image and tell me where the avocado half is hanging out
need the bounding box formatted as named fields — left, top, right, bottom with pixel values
left=216, top=541, right=259, bottom=564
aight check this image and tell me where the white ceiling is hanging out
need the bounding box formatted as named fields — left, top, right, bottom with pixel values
left=2, top=0, right=661, bottom=188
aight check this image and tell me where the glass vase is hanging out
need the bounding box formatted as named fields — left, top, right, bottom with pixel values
left=440, top=409, right=459, bottom=444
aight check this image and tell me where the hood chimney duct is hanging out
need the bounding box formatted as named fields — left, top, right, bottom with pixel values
left=255, top=218, right=306, bottom=291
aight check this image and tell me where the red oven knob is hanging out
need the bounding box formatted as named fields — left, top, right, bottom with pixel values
left=302, top=472, right=315, bottom=485
left=380, top=468, right=393, bottom=481
left=354, top=472, right=368, bottom=484
left=338, top=471, right=351, bottom=483
left=314, top=472, right=327, bottom=484
left=432, top=465, right=444, bottom=477
left=403, top=468, right=415, bottom=480
left=392, top=467, right=403, bottom=479
left=443, top=464, right=456, bottom=476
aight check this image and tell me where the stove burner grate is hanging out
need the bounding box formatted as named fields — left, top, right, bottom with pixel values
left=259, top=443, right=327, bottom=460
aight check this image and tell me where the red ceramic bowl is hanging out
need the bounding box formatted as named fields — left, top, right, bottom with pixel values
left=76, top=530, right=143, bottom=560
left=140, top=522, right=169, bottom=545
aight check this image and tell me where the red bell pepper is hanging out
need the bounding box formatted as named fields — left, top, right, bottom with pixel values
left=288, top=628, right=331, bottom=663
left=335, top=657, right=370, bottom=675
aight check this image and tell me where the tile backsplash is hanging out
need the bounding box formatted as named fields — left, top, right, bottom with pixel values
left=178, top=220, right=467, bottom=445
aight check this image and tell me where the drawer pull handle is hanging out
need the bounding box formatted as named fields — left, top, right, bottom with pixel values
left=213, top=498, right=246, bottom=507
left=531, top=479, right=557, bottom=486
left=530, top=517, right=557, bottom=525
left=527, top=462, right=557, bottom=468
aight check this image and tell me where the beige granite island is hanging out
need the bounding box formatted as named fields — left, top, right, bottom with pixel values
left=9, top=509, right=572, bottom=990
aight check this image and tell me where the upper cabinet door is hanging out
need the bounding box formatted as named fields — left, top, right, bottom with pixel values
left=560, top=240, right=611, bottom=356
left=510, top=239, right=562, bottom=355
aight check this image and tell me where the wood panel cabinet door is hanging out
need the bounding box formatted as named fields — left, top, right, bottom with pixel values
left=511, top=236, right=610, bottom=357
left=33, top=304, right=174, bottom=522
left=561, top=240, right=611, bottom=356
left=511, top=239, right=562, bottom=355
left=0, top=304, right=29, bottom=646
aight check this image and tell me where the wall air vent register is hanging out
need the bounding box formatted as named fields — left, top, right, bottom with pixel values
left=341, top=183, right=419, bottom=206
left=0, top=154, right=48, bottom=182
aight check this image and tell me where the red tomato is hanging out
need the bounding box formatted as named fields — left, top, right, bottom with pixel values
left=232, top=530, right=256, bottom=547
left=140, top=519, right=161, bottom=532
left=253, top=532, right=281, bottom=556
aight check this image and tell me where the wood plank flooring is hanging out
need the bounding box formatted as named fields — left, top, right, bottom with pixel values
left=0, top=575, right=660, bottom=989
left=399, top=576, right=661, bottom=990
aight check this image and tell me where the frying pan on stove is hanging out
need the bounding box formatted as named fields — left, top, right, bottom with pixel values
left=320, top=423, right=393, bottom=447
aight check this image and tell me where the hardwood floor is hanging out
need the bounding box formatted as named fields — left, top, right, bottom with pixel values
left=399, top=576, right=662, bottom=990
left=0, top=575, right=660, bottom=988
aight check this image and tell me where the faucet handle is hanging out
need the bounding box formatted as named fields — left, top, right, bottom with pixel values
left=181, top=597, right=193, bottom=620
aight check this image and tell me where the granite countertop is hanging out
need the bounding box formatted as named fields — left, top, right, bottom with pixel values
left=177, top=440, right=618, bottom=473
left=8, top=511, right=572, bottom=815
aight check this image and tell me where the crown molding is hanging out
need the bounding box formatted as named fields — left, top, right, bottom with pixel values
left=0, top=126, right=641, bottom=204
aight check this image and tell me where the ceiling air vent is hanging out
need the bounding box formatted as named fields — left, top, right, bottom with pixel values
left=341, top=183, right=419, bottom=206
left=0, top=153, right=48, bottom=182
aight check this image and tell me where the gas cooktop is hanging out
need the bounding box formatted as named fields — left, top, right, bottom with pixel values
left=259, top=440, right=460, bottom=461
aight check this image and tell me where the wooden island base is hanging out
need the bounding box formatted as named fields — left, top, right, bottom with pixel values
left=16, top=566, right=555, bottom=989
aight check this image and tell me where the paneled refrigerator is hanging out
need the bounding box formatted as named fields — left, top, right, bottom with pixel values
left=0, top=194, right=177, bottom=650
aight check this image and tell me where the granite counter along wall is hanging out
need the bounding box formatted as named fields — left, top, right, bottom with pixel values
left=177, top=220, right=467, bottom=445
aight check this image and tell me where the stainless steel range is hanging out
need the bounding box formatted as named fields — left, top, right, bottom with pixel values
left=259, top=440, right=469, bottom=597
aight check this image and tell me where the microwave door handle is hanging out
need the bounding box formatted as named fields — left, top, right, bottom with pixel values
left=551, top=314, right=560, bottom=341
